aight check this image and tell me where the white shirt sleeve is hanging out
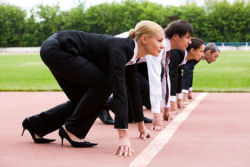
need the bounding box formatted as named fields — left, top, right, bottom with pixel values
left=161, top=46, right=170, bottom=108
left=146, top=54, right=162, bottom=114
left=170, top=95, right=176, bottom=102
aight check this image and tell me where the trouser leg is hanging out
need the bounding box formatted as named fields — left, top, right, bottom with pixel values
left=65, top=86, right=111, bottom=138
left=29, top=101, right=75, bottom=137
left=29, top=36, right=111, bottom=138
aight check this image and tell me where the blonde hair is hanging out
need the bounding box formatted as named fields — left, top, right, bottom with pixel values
left=128, top=20, right=163, bottom=40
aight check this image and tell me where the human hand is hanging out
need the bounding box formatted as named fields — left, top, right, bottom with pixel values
left=137, top=121, right=150, bottom=140
left=182, top=93, right=189, bottom=104
left=114, top=130, right=133, bottom=157
left=163, top=107, right=173, bottom=121
left=151, top=113, right=164, bottom=131
left=188, top=90, right=193, bottom=99
left=170, top=101, right=178, bottom=113
left=177, top=99, right=184, bottom=109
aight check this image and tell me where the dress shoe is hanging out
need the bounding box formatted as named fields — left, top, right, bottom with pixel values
left=58, top=127, right=97, bottom=147
left=22, top=118, right=56, bottom=143
left=98, top=109, right=114, bottom=125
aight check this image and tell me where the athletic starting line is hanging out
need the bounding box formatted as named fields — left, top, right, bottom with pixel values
left=129, top=93, right=208, bottom=167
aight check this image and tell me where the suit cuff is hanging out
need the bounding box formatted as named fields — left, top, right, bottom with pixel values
left=176, top=93, right=182, bottom=99
left=182, top=89, right=188, bottom=93
left=170, top=96, right=176, bottom=102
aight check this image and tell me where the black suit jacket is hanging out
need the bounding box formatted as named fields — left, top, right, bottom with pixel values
left=169, top=49, right=185, bottom=96
left=56, top=30, right=143, bottom=129
left=182, top=59, right=199, bottom=90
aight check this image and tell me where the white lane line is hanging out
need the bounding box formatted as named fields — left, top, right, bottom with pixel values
left=129, top=93, right=208, bottom=167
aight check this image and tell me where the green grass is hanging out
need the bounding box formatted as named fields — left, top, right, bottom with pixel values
left=0, top=54, right=60, bottom=91
left=193, top=51, right=250, bottom=92
left=0, top=51, right=250, bottom=92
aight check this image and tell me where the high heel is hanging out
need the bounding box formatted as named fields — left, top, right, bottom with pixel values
left=58, top=127, right=97, bottom=148
left=22, top=118, right=56, bottom=143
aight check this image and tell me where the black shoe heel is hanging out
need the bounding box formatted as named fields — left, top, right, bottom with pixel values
left=21, top=128, right=25, bottom=136
left=61, top=137, right=64, bottom=146
left=58, top=127, right=97, bottom=148
left=22, top=118, right=56, bottom=144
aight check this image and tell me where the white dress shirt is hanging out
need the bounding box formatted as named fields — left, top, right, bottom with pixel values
left=115, top=32, right=171, bottom=113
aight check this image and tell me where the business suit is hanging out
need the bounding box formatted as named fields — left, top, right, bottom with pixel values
left=135, top=62, right=151, bottom=110
left=28, top=30, right=143, bottom=139
left=101, top=62, right=151, bottom=123
left=169, top=49, right=186, bottom=98
left=182, top=59, right=199, bottom=92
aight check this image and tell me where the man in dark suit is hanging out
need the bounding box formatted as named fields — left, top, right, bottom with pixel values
left=102, top=20, right=194, bottom=130
left=182, top=43, right=220, bottom=102
left=168, top=49, right=186, bottom=111
left=99, top=62, right=153, bottom=125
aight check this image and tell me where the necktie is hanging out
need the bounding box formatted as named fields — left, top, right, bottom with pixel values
left=165, top=51, right=170, bottom=105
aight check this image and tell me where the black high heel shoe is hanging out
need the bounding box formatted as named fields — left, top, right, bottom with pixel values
left=22, top=118, right=56, bottom=143
left=58, top=127, right=97, bottom=148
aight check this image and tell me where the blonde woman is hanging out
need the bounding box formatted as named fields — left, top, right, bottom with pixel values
left=21, top=20, right=165, bottom=157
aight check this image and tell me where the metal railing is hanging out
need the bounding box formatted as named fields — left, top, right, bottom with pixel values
left=205, top=42, right=249, bottom=47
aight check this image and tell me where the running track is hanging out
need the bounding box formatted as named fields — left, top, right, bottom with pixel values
left=0, top=92, right=250, bottom=167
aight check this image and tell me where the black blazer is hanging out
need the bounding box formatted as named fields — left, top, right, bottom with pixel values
left=169, top=49, right=185, bottom=96
left=182, top=59, right=199, bottom=90
left=56, top=30, right=143, bottom=129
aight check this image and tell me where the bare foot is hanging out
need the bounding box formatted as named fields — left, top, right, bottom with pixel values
left=34, top=134, right=41, bottom=139
left=63, top=126, right=83, bottom=142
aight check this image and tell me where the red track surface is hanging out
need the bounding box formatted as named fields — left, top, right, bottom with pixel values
left=1, top=92, right=250, bottom=167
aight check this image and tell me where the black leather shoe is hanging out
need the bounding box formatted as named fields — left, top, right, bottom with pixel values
left=98, top=109, right=114, bottom=125
left=59, top=127, right=97, bottom=147
left=22, top=118, right=56, bottom=143
left=143, top=116, right=153, bottom=123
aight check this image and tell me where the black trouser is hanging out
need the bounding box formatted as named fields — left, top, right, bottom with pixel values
left=29, top=34, right=112, bottom=139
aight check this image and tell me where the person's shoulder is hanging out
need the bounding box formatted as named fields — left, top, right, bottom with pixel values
left=170, top=48, right=185, bottom=56
left=115, top=31, right=129, bottom=38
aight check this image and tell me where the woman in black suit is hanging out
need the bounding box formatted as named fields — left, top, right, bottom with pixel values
left=21, top=20, right=165, bottom=157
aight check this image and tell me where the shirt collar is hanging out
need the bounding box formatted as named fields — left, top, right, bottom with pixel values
left=165, top=38, right=171, bottom=52
left=180, top=50, right=188, bottom=65
left=131, top=40, right=138, bottom=63
left=116, top=31, right=138, bottom=65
